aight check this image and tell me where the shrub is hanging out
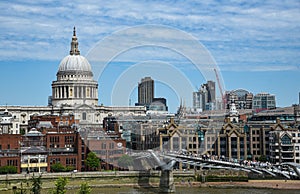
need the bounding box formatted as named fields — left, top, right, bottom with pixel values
left=50, top=163, right=65, bottom=172
left=0, top=165, right=17, bottom=174
left=77, top=182, right=91, bottom=194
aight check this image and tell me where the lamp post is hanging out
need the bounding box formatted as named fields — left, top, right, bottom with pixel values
left=19, top=141, right=22, bottom=173
left=27, top=155, right=30, bottom=174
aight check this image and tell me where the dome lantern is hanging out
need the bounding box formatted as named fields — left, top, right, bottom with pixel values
left=57, top=27, right=92, bottom=74
left=70, top=26, right=80, bottom=55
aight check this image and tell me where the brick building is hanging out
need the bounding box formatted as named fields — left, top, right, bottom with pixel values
left=85, top=136, right=126, bottom=170
left=20, top=114, right=82, bottom=173
left=0, top=134, right=21, bottom=173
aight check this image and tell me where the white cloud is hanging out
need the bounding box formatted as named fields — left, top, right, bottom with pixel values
left=0, top=0, right=299, bottom=73
left=220, top=64, right=299, bottom=72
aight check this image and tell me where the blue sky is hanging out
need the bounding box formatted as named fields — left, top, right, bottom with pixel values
left=0, top=0, right=299, bottom=113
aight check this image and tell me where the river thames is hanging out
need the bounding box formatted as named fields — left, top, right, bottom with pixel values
left=61, top=187, right=300, bottom=194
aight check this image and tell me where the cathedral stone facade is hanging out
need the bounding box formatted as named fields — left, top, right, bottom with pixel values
left=51, top=27, right=98, bottom=107
left=0, top=27, right=146, bottom=134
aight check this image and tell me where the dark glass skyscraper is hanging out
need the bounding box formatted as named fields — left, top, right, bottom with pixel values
left=205, top=80, right=216, bottom=103
left=138, top=77, right=154, bottom=106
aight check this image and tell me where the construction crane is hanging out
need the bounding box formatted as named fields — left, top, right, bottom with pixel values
left=214, top=68, right=226, bottom=109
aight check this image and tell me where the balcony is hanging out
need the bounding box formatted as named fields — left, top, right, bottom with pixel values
left=281, top=155, right=294, bottom=159
left=281, top=144, right=293, bottom=147
left=281, top=158, right=294, bottom=162
left=281, top=149, right=294, bottom=153
left=21, top=162, right=48, bottom=168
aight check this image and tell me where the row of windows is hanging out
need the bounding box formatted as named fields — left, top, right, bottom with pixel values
left=252, top=150, right=261, bottom=155
left=252, top=130, right=260, bottom=135
left=94, top=150, right=124, bottom=155
left=253, top=144, right=261, bottom=148
left=7, top=159, right=18, bottom=166
left=101, top=142, right=117, bottom=149
left=65, top=136, right=74, bottom=143
left=206, top=137, right=216, bottom=142
left=66, top=158, right=76, bottom=165
left=60, top=74, right=89, bottom=79
left=0, top=144, right=10, bottom=150
left=24, top=158, right=47, bottom=163
left=292, top=133, right=300, bottom=137
left=50, top=158, right=76, bottom=165
left=50, top=136, right=59, bottom=143
left=49, top=136, right=75, bottom=144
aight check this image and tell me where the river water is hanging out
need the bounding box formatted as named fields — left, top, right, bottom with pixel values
left=2, top=186, right=299, bottom=194
left=66, top=187, right=299, bottom=194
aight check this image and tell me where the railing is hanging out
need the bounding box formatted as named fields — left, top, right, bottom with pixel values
left=163, top=152, right=300, bottom=179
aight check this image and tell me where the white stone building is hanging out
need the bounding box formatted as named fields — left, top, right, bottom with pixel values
left=0, top=109, right=20, bottom=134
left=0, top=27, right=146, bottom=133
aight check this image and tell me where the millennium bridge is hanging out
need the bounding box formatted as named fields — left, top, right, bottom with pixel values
left=158, top=151, right=300, bottom=180
left=133, top=150, right=300, bottom=180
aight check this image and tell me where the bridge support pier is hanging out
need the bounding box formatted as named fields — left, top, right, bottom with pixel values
left=159, top=170, right=175, bottom=193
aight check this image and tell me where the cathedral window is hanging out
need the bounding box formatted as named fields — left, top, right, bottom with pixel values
left=82, top=112, right=87, bottom=120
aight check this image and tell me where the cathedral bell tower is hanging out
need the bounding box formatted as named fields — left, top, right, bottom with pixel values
left=228, top=97, right=239, bottom=123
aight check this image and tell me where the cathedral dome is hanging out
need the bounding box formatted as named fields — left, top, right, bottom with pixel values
left=58, top=55, right=92, bottom=72
left=57, top=27, right=92, bottom=74
left=51, top=27, right=99, bottom=107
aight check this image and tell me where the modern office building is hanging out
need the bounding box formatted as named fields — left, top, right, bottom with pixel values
left=252, top=92, right=276, bottom=110
left=137, top=77, right=154, bottom=107
left=205, top=80, right=216, bottom=104
left=148, top=97, right=168, bottom=113
left=193, top=85, right=207, bottom=112
left=136, top=77, right=169, bottom=113
left=193, top=81, right=216, bottom=111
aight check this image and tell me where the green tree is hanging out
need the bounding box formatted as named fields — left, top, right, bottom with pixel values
left=20, top=128, right=26, bottom=135
left=258, top=155, right=267, bottom=162
left=117, top=154, right=133, bottom=170
left=85, top=152, right=100, bottom=171
left=77, top=182, right=91, bottom=194
left=52, top=177, right=68, bottom=194
left=31, top=174, right=42, bottom=194
left=51, top=163, right=65, bottom=172
left=65, top=165, right=75, bottom=172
